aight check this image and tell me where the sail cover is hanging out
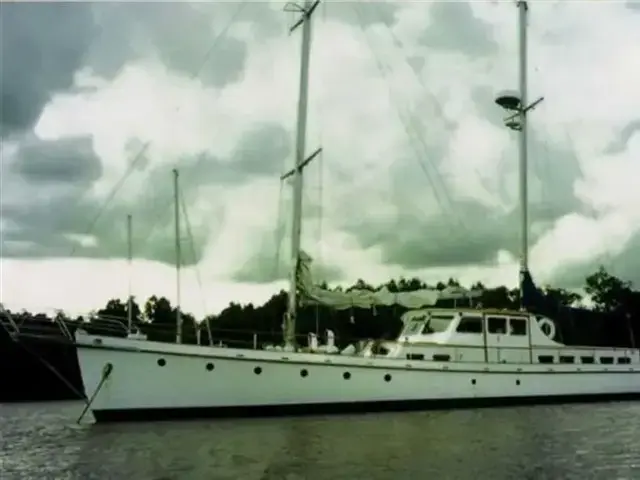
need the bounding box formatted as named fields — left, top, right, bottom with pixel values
left=297, top=251, right=482, bottom=310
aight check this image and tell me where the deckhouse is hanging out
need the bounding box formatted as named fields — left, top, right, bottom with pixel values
left=363, top=308, right=639, bottom=367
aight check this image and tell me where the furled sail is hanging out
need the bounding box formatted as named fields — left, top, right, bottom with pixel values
left=297, top=251, right=482, bottom=310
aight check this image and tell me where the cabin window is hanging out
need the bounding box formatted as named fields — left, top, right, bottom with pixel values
left=599, top=357, right=614, bottom=364
left=538, top=355, right=554, bottom=364
left=487, top=317, right=507, bottom=335
left=617, top=357, right=631, bottom=364
left=406, top=353, right=425, bottom=360
left=509, top=318, right=527, bottom=336
left=432, top=354, right=451, bottom=362
left=456, top=316, right=483, bottom=334
left=372, top=343, right=389, bottom=356
left=422, top=314, right=454, bottom=334
left=580, top=356, right=595, bottom=364
left=559, top=356, right=575, bottom=364
left=403, top=319, right=425, bottom=336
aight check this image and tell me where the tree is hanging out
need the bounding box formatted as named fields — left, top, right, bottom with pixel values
left=584, top=267, right=631, bottom=313
left=543, top=287, right=582, bottom=307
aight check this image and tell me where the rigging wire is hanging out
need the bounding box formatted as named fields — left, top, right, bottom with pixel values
left=366, top=0, right=454, bottom=133
left=314, top=1, right=327, bottom=283
left=69, top=1, right=249, bottom=257
left=354, top=3, right=452, bottom=205
left=136, top=154, right=210, bottom=255
left=271, top=180, right=286, bottom=282
left=365, top=1, right=481, bottom=240
left=351, top=3, right=469, bottom=237
left=316, top=152, right=324, bottom=278
left=179, top=190, right=213, bottom=345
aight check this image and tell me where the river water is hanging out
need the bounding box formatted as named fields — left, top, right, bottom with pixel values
left=1, top=401, right=639, bottom=479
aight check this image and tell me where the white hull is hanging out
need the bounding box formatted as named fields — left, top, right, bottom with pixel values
left=76, top=332, right=640, bottom=423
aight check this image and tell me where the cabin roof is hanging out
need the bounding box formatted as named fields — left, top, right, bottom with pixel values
left=411, top=307, right=530, bottom=318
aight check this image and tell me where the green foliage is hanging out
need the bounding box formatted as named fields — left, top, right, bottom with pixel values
left=3, top=266, right=638, bottom=349
left=585, top=266, right=633, bottom=313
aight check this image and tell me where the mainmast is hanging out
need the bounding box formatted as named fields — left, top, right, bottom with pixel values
left=126, top=213, right=133, bottom=333
left=281, top=0, right=321, bottom=349
left=173, top=168, right=183, bottom=344
left=494, top=0, right=544, bottom=308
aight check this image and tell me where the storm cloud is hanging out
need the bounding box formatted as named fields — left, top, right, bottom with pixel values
left=0, top=3, right=96, bottom=134
left=0, top=2, right=252, bottom=136
left=1, top=122, right=292, bottom=266
left=1, top=0, right=639, bottom=296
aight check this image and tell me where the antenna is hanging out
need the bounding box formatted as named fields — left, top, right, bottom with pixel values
left=494, top=0, right=544, bottom=308
left=173, top=169, right=183, bottom=344
left=282, top=0, right=322, bottom=351
left=126, top=213, right=133, bottom=333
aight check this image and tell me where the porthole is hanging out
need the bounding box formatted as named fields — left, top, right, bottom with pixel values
left=384, top=374, right=392, bottom=382
left=157, top=358, right=166, bottom=367
left=254, top=366, right=262, bottom=375
left=516, top=379, right=520, bottom=386
left=300, top=369, right=308, bottom=377
left=343, top=372, right=351, bottom=380
left=206, top=363, right=214, bottom=371
left=471, top=379, right=476, bottom=385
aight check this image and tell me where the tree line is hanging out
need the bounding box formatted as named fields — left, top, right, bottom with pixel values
left=3, top=266, right=639, bottom=350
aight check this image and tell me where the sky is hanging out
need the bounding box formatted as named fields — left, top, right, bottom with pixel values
left=1, top=1, right=640, bottom=318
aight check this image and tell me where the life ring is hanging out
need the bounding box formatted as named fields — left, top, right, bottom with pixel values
left=537, top=318, right=556, bottom=339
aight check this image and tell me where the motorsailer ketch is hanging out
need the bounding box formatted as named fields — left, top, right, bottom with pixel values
left=73, top=1, right=640, bottom=423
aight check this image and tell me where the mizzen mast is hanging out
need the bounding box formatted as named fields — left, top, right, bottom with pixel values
left=173, top=168, right=183, bottom=344
left=126, top=213, right=134, bottom=333
left=494, top=0, right=544, bottom=309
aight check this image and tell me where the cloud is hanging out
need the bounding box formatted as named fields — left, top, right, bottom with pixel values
left=1, top=122, right=291, bottom=266
left=605, top=119, right=640, bottom=154
left=1, top=1, right=640, bottom=316
left=626, top=1, right=640, bottom=13
left=419, top=1, right=498, bottom=56
left=10, top=136, right=102, bottom=184
left=0, top=2, right=254, bottom=136
left=0, top=3, right=96, bottom=134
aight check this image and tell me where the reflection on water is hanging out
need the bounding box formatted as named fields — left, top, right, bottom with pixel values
left=1, top=401, right=639, bottom=479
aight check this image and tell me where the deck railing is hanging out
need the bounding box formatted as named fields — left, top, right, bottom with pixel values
left=2, top=308, right=639, bottom=366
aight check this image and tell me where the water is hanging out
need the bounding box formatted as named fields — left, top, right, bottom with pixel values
left=1, top=401, right=639, bottom=480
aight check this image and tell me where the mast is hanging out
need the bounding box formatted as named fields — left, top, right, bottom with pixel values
left=282, top=0, right=321, bottom=349
left=126, top=213, right=133, bottom=333
left=173, top=168, right=183, bottom=344
left=495, top=0, right=543, bottom=309
left=517, top=0, right=529, bottom=277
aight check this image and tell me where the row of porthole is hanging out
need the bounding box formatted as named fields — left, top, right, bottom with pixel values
left=155, top=359, right=630, bottom=387
left=157, top=359, right=523, bottom=386
left=470, top=378, right=520, bottom=386
left=156, top=358, right=393, bottom=382
left=258, top=368, right=393, bottom=382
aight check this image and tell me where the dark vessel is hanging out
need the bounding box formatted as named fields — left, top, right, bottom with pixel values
left=0, top=312, right=84, bottom=403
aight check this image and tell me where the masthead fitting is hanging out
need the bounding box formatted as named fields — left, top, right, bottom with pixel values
left=495, top=90, right=522, bottom=111
left=505, top=118, right=523, bottom=131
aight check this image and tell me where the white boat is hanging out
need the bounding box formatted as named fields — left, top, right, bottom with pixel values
left=74, top=1, right=640, bottom=423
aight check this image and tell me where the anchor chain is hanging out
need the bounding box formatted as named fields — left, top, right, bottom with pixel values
left=76, top=362, right=113, bottom=424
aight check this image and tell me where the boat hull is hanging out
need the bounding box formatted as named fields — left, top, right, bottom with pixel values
left=92, top=392, right=640, bottom=423
left=76, top=334, right=640, bottom=423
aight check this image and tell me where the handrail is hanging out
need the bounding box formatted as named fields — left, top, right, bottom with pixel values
left=6, top=311, right=639, bottom=360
